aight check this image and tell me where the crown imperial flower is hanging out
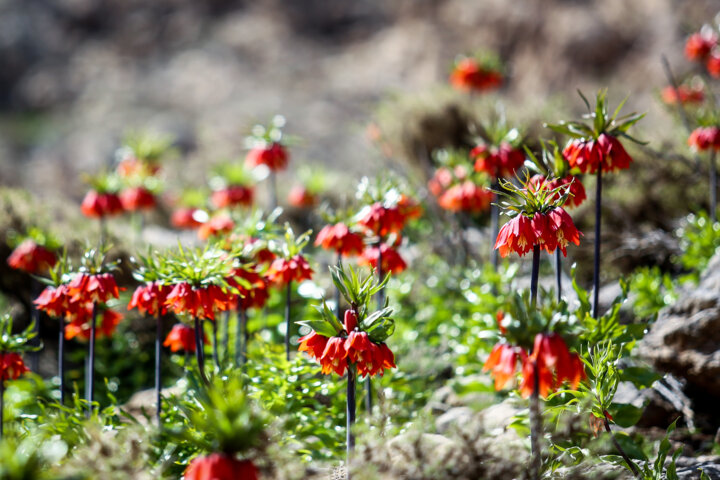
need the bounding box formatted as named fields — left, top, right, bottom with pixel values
left=7, top=239, right=57, bottom=275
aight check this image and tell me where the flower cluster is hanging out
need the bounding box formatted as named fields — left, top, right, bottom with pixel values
left=530, top=175, right=586, bottom=209
left=7, top=239, right=57, bottom=275
left=449, top=57, right=503, bottom=93
left=298, top=311, right=395, bottom=377
left=0, top=352, right=29, bottom=381
left=198, top=214, right=235, bottom=241
left=660, top=85, right=704, bottom=105
left=127, top=281, right=171, bottom=317
left=164, top=323, right=204, bottom=353
left=688, top=126, right=720, bottom=151
left=266, top=255, right=314, bottom=286
left=119, top=186, right=156, bottom=212
left=685, top=29, right=720, bottom=77
left=246, top=142, right=289, bottom=171
left=438, top=181, right=493, bottom=213
left=81, top=190, right=123, bottom=218
left=211, top=185, right=254, bottom=209
left=226, top=266, right=269, bottom=311
left=315, top=223, right=365, bottom=257
left=165, top=282, right=233, bottom=321
left=496, top=207, right=580, bottom=258
left=171, top=207, right=205, bottom=230
left=287, top=185, right=318, bottom=208
left=484, top=332, right=585, bottom=398
left=471, top=142, right=525, bottom=180
left=185, top=454, right=259, bottom=480
left=563, top=133, right=632, bottom=174
left=357, top=243, right=407, bottom=274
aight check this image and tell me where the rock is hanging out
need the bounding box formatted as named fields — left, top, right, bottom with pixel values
left=639, top=253, right=720, bottom=398
left=675, top=456, right=720, bottom=480
left=435, top=406, right=474, bottom=434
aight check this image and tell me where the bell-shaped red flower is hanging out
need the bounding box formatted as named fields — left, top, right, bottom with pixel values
left=688, top=126, right=720, bottom=151
left=35, top=284, right=74, bottom=318
left=661, top=85, right=704, bottom=105
left=483, top=343, right=527, bottom=391
left=437, top=181, right=493, bottom=213
left=119, top=187, right=156, bottom=211
left=198, top=214, right=235, bottom=241
left=449, top=58, right=503, bottom=92
left=495, top=214, right=536, bottom=257
left=266, top=255, right=314, bottom=285
left=211, top=185, right=254, bottom=209
left=563, top=133, right=632, bottom=174
left=298, top=331, right=330, bottom=359
left=7, top=239, right=57, bottom=275
left=0, top=352, right=29, bottom=381
left=171, top=207, right=204, bottom=230
left=358, top=244, right=407, bottom=274
left=685, top=31, right=717, bottom=61
left=128, top=281, right=171, bottom=317
left=287, top=185, right=318, bottom=208
left=472, top=143, right=525, bottom=179
left=67, top=273, right=119, bottom=305
left=185, top=454, right=258, bottom=480
left=397, top=194, right=423, bottom=221
left=81, top=190, right=123, bottom=218
left=245, top=143, right=288, bottom=171
left=315, top=223, right=365, bottom=257
left=227, top=267, right=269, bottom=311
left=707, top=53, right=720, bottom=78
left=319, top=336, right=349, bottom=376
left=65, top=306, right=122, bottom=341
left=357, top=203, right=405, bottom=237
left=164, top=323, right=205, bottom=353
left=545, top=207, right=582, bottom=256
left=519, top=332, right=586, bottom=398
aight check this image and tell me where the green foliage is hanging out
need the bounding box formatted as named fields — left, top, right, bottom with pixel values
left=676, top=211, right=720, bottom=281
left=628, top=266, right=677, bottom=320
left=0, top=315, right=41, bottom=353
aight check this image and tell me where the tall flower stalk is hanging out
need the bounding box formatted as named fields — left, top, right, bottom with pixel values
left=547, top=91, right=643, bottom=318
left=297, top=263, right=396, bottom=470
left=491, top=174, right=584, bottom=480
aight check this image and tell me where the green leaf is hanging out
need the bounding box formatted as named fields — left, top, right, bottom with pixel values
left=609, top=403, right=644, bottom=428
left=297, top=320, right=339, bottom=338
left=619, top=366, right=662, bottom=389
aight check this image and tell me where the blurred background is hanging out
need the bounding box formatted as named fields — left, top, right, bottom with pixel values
left=0, top=0, right=717, bottom=199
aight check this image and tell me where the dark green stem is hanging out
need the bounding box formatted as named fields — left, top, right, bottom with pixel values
left=194, top=317, right=209, bottom=385
left=155, top=313, right=162, bottom=425
left=604, top=418, right=641, bottom=478
left=285, top=282, right=292, bottom=361
left=58, top=317, right=65, bottom=405
left=347, top=365, right=356, bottom=468
left=710, top=149, right=717, bottom=222
left=212, top=317, right=220, bottom=369
left=592, top=168, right=602, bottom=319
left=86, top=302, right=97, bottom=417
left=555, top=248, right=562, bottom=303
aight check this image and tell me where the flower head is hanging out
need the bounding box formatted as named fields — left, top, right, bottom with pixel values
left=314, top=223, right=365, bottom=257
left=287, top=185, right=318, bottom=208
left=685, top=30, right=717, bottom=61
left=495, top=214, right=536, bottom=257
left=7, top=239, right=57, bottom=275
left=227, top=267, right=269, bottom=310
left=519, top=333, right=586, bottom=398
left=119, top=186, right=156, bottom=211
left=171, top=207, right=204, bottom=230
left=319, top=336, right=349, bottom=376
left=211, top=185, right=254, bottom=209
left=164, top=323, right=205, bottom=353
left=688, top=126, right=720, bottom=152
left=0, top=352, right=29, bottom=381
left=661, top=85, right=704, bottom=105
left=530, top=175, right=586, bottom=209
left=198, top=214, right=235, bottom=241
left=471, top=142, right=525, bottom=179
left=67, top=273, right=119, bottom=305
left=563, top=133, right=632, bottom=174
left=128, top=281, right=171, bottom=317
left=185, top=454, right=258, bottom=480
left=450, top=58, right=503, bottom=92
left=266, top=255, right=314, bottom=285
left=357, top=203, right=405, bottom=237
left=245, top=143, right=288, bottom=171
left=437, top=181, right=493, bottom=213
left=483, top=343, right=526, bottom=391
left=298, top=331, right=329, bottom=359
left=81, top=191, right=123, bottom=218
left=358, top=244, right=407, bottom=274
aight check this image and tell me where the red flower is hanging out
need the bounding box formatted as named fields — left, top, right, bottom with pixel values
left=397, top=194, right=423, bottom=221
left=688, top=126, right=720, bottom=151
left=165, top=283, right=231, bottom=321
left=35, top=284, right=74, bottom=318
left=227, top=267, right=269, bottom=310
left=171, top=207, right=204, bottom=230
left=0, top=352, right=29, bottom=381
left=563, top=133, right=632, bottom=174
left=298, top=331, right=330, bottom=359
left=319, top=336, right=349, bottom=376
left=685, top=31, right=717, bottom=61
left=65, top=307, right=122, bottom=341
left=519, top=333, right=586, bottom=398
left=437, top=181, right=493, bottom=213
left=707, top=53, right=720, bottom=78
left=357, top=203, right=405, bottom=237
left=211, top=185, right=254, bottom=209
left=287, top=185, right=317, bottom=208
left=483, top=343, right=526, bottom=391
left=315, top=223, right=365, bottom=257
left=198, top=214, right=235, bottom=241
left=128, top=281, right=171, bottom=317
left=67, top=273, right=119, bottom=305
left=472, top=143, right=525, bottom=179
left=185, top=454, right=258, bottom=480
left=266, top=255, right=314, bottom=285
left=546, top=207, right=582, bottom=256
left=119, top=187, right=156, bottom=211
left=245, top=143, right=288, bottom=171
left=343, top=310, right=358, bottom=332
left=164, top=323, right=205, bottom=353
left=495, top=214, right=535, bottom=257
left=661, top=85, right=704, bottom=105
left=7, top=239, right=57, bottom=274
left=358, top=244, right=407, bottom=274
left=450, top=58, right=503, bottom=92
left=81, top=191, right=123, bottom=218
